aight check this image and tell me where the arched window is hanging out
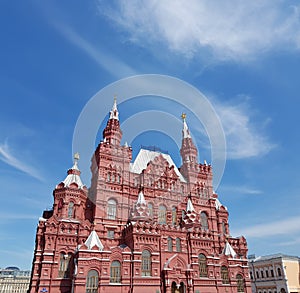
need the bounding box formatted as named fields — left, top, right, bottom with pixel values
left=68, top=202, right=74, bottom=218
left=142, top=250, right=151, bottom=276
left=59, top=252, right=72, bottom=278
left=107, top=199, right=117, bottom=220
left=221, top=266, right=230, bottom=284
left=200, top=212, right=208, bottom=230
left=237, top=274, right=245, bottom=292
left=277, top=267, right=282, bottom=277
left=176, top=238, right=181, bottom=252
left=158, top=205, right=166, bottom=224
left=86, top=270, right=99, bottom=293
left=148, top=203, right=153, bottom=217
left=107, top=172, right=111, bottom=182
left=172, top=207, right=177, bottom=225
left=280, top=289, right=286, bottom=293
left=198, top=254, right=208, bottom=277
left=168, top=237, right=173, bottom=252
left=110, top=260, right=121, bottom=283
left=222, top=222, right=226, bottom=234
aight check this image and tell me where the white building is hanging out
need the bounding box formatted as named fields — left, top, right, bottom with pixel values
left=0, top=267, right=30, bottom=293
left=248, top=254, right=300, bottom=293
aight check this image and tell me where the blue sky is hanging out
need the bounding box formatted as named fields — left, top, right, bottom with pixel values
left=1, top=0, right=300, bottom=269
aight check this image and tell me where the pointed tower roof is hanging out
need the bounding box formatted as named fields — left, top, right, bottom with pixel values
left=109, top=96, right=119, bottom=120
left=181, top=113, right=191, bottom=139
left=186, top=198, right=195, bottom=212
left=223, top=241, right=237, bottom=258
left=61, top=153, right=85, bottom=189
left=131, top=190, right=150, bottom=221
left=84, top=230, right=103, bottom=251
left=137, top=190, right=147, bottom=205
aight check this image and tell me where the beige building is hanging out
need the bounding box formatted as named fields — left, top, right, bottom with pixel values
left=248, top=254, right=300, bottom=293
left=0, top=267, right=30, bottom=293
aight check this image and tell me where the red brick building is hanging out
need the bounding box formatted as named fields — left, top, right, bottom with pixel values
left=29, top=100, right=251, bottom=293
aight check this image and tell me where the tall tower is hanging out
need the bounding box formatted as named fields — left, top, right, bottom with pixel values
left=180, top=113, right=199, bottom=186
left=90, top=98, right=132, bottom=222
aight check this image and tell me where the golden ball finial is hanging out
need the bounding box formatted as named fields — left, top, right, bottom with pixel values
left=181, top=113, right=186, bottom=120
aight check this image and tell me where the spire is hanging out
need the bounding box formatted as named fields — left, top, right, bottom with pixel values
left=109, top=96, right=119, bottom=120
left=102, top=97, right=122, bottom=145
left=183, top=196, right=197, bottom=226
left=84, top=230, right=103, bottom=251
left=223, top=241, right=237, bottom=258
left=186, top=198, right=195, bottom=212
left=61, top=153, right=85, bottom=189
left=131, top=190, right=150, bottom=221
left=137, top=190, right=147, bottom=205
left=181, top=113, right=191, bottom=139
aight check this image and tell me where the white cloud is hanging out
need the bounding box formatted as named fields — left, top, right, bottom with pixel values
left=100, top=0, right=300, bottom=61
left=0, top=142, right=43, bottom=181
left=213, top=99, right=275, bottom=159
left=233, top=216, right=300, bottom=238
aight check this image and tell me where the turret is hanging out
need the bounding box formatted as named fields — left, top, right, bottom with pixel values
left=53, top=153, right=91, bottom=221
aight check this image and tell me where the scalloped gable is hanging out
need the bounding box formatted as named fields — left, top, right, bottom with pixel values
left=130, top=148, right=186, bottom=182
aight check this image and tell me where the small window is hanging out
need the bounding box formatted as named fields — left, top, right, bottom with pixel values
left=250, top=271, right=253, bottom=280
left=141, top=250, right=151, bottom=276
left=266, top=270, right=269, bottom=278
left=198, top=254, right=208, bottom=277
left=176, top=238, right=181, bottom=252
left=222, top=222, right=226, bottom=234
left=59, top=252, right=72, bottom=278
left=68, top=202, right=74, bottom=218
left=261, top=271, right=264, bottom=278
left=201, top=212, right=208, bottom=230
left=107, top=230, right=114, bottom=239
left=172, top=207, right=177, bottom=225
left=277, top=267, right=282, bottom=277
left=107, top=199, right=117, bottom=220
left=110, top=260, right=121, bottom=283
left=271, top=269, right=274, bottom=277
left=237, top=274, right=245, bottom=292
left=256, top=271, right=259, bottom=279
left=86, top=270, right=98, bottom=293
left=167, top=237, right=173, bottom=252
left=158, top=205, right=166, bottom=224
left=148, top=203, right=153, bottom=217
left=221, top=266, right=230, bottom=284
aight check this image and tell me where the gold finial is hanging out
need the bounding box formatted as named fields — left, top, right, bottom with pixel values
left=181, top=113, right=186, bottom=121
left=113, top=95, right=117, bottom=102
left=74, top=152, right=80, bottom=161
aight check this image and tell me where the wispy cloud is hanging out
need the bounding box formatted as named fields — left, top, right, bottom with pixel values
left=0, top=141, right=43, bottom=181
left=233, top=216, right=300, bottom=238
left=214, top=98, right=275, bottom=159
left=100, top=1, right=300, bottom=62
left=51, top=21, right=137, bottom=78
left=220, top=185, right=263, bottom=195
left=0, top=212, right=38, bottom=221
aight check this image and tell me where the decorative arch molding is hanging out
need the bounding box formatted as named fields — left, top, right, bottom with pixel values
left=140, top=244, right=155, bottom=254
left=165, top=254, right=187, bottom=271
